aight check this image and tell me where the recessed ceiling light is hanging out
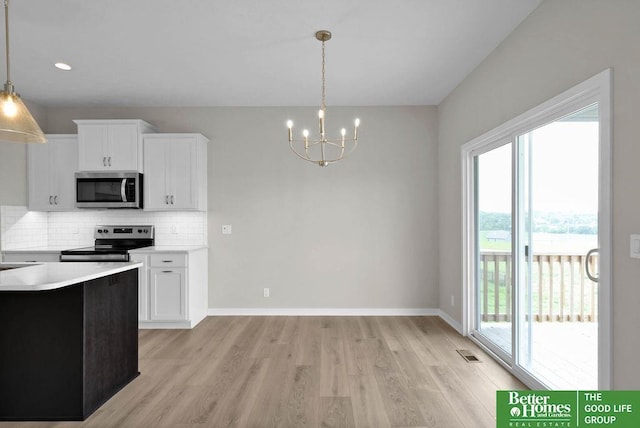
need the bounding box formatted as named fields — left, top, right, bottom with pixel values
left=54, top=62, right=72, bottom=71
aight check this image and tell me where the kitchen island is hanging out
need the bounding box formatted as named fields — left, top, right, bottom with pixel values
left=0, top=262, right=142, bottom=421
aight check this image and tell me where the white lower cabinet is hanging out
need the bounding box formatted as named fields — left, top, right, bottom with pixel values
left=149, top=268, right=186, bottom=320
left=131, top=248, right=208, bottom=329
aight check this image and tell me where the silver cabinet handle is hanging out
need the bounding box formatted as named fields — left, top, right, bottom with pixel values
left=49, top=195, right=53, bottom=205
left=162, top=270, right=173, bottom=273
left=171, top=195, right=174, bottom=204
left=103, top=156, right=107, bottom=166
left=162, top=260, right=173, bottom=263
left=165, top=195, right=169, bottom=204
left=108, top=156, right=112, bottom=166
left=586, top=248, right=599, bottom=282
left=54, top=195, right=58, bottom=205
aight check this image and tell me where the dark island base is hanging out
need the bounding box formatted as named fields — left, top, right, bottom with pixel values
left=0, top=269, right=139, bottom=421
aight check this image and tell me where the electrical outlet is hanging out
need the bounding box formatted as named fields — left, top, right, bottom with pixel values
left=171, top=225, right=179, bottom=234
left=263, top=288, right=270, bottom=298
left=451, top=295, right=455, bottom=307
left=222, top=225, right=233, bottom=235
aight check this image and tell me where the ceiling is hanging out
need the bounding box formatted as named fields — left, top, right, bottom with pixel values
left=9, top=0, right=543, bottom=108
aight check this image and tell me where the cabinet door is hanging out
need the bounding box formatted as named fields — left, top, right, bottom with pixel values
left=149, top=268, right=186, bottom=321
left=167, top=138, right=197, bottom=210
left=78, top=125, right=108, bottom=170
left=108, top=124, right=139, bottom=170
left=143, top=139, right=170, bottom=210
left=29, top=136, right=78, bottom=211
left=49, top=136, right=78, bottom=211
left=27, top=143, right=53, bottom=211
left=130, top=254, right=149, bottom=321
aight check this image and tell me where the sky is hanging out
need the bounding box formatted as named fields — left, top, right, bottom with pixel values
left=477, top=116, right=599, bottom=215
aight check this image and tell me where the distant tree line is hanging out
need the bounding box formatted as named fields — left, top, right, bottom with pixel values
left=479, top=212, right=597, bottom=235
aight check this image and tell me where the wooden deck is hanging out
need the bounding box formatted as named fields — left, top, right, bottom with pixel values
left=480, top=321, right=597, bottom=389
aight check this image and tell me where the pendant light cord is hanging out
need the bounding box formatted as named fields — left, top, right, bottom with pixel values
left=4, top=0, right=10, bottom=86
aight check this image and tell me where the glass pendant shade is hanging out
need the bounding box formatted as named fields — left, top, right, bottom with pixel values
left=0, top=0, right=46, bottom=144
left=0, top=89, right=46, bottom=143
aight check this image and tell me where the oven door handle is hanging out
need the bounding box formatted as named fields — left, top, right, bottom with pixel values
left=121, top=179, right=127, bottom=202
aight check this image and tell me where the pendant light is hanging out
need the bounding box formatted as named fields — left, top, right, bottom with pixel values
left=0, top=0, right=45, bottom=144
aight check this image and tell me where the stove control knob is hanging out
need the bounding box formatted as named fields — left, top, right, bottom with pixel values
left=144, top=229, right=149, bottom=233
left=97, top=229, right=103, bottom=233
left=103, top=230, right=109, bottom=234
left=138, top=229, right=142, bottom=233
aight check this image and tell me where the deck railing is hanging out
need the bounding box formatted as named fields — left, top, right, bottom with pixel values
left=480, top=251, right=598, bottom=322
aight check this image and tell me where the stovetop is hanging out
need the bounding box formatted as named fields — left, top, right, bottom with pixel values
left=60, top=225, right=155, bottom=261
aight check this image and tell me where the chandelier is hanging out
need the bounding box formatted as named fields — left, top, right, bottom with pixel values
left=286, top=30, right=359, bottom=167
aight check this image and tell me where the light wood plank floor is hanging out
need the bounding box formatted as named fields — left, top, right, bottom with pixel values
left=3, top=316, right=526, bottom=428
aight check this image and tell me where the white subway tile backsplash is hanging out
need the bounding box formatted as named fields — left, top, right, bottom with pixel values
left=1, top=206, right=207, bottom=250
left=0, top=206, right=49, bottom=250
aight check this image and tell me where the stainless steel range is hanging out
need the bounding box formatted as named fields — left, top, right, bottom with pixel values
left=60, top=225, right=154, bottom=262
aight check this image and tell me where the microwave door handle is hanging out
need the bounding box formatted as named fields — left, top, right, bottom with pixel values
left=121, top=179, right=127, bottom=202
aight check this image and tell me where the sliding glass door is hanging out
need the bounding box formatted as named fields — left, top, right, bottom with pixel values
left=469, top=102, right=603, bottom=390
left=475, top=143, right=513, bottom=360
left=516, top=105, right=600, bottom=389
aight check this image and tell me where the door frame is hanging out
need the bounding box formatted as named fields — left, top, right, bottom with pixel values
left=461, top=69, right=612, bottom=389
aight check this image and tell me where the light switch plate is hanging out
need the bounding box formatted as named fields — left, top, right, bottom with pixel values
left=222, top=225, right=232, bottom=235
left=630, top=235, right=640, bottom=259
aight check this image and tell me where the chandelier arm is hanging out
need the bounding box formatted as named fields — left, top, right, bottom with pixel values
left=320, top=140, right=326, bottom=164
left=323, top=140, right=355, bottom=148
left=290, top=138, right=324, bottom=147
left=289, top=141, right=327, bottom=164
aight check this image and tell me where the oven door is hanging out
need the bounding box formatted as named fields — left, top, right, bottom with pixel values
left=76, top=172, right=142, bottom=208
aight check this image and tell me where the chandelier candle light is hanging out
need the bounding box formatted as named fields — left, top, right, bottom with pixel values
left=286, top=30, right=359, bottom=167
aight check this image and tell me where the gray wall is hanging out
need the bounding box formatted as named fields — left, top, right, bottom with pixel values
left=437, top=0, right=640, bottom=388
left=43, top=106, right=439, bottom=310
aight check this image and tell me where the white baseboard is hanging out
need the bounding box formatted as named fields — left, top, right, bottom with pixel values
left=207, top=308, right=440, bottom=316
left=437, top=309, right=463, bottom=334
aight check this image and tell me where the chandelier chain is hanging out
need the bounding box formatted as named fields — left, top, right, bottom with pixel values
left=321, top=40, right=326, bottom=112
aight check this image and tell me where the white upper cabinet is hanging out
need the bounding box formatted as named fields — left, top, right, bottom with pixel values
left=143, top=134, right=208, bottom=211
left=75, top=120, right=155, bottom=172
left=28, top=135, right=78, bottom=211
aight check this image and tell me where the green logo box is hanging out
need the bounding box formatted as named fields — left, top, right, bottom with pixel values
left=497, top=391, right=640, bottom=427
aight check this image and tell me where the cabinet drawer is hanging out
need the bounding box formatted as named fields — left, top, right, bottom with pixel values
left=149, top=253, right=187, bottom=268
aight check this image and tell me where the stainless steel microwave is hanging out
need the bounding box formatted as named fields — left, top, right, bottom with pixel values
left=75, top=172, right=143, bottom=209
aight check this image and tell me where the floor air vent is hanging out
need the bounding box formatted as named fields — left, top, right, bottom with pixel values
left=457, top=349, right=481, bottom=363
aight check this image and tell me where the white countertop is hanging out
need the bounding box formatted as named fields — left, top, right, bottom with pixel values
left=129, top=245, right=208, bottom=253
left=0, top=262, right=143, bottom=292
left=2, top=246, right=74, bottom=253
left=4, top=245, right=208, bottom=254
